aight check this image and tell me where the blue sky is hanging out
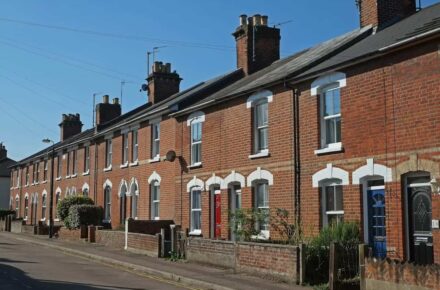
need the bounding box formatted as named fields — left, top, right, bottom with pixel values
left=0, top=0, right=438, bottom=160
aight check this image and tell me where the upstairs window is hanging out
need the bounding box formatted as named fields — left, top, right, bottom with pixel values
left=84, top=146, right=90, bottom=173
left=66, top=152, right=71, bottom=176
left=187, top=111, right=205, bottom=166
left=151, top=123, right=160, bottom=159
left=57, top=156, right=62, bottom=178
left=32, top=164, right=36, bottom=183
left=122, top=132, right=129, bottom=164
left=72, top=150, right=77, bottom=175
left=105, top=139, right=112, bottom=168
left=36, top=162, right=40, bottom=183
left=132, top=130, right=138, bottom=162
left=254, top=100, right=269, bottom=153
left=25, top=167, right=29, bottom=185
left=16, top=169, right=20, bottom=187
left=321, top=85, right=341, bottom=147
left=43, top=160, right=48, bottom=181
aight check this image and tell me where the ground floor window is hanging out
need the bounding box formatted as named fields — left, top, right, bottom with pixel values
left=254, top=182, right=269, bottom=232
left=24, top=197, right=29, bottom=219
left=151, top=181, right=160, bottom=220
left=41, top=194, right=47, bottom=220
left=190, top=187, right=202, bottom=234
left=55, top=192, right=60, bottom=219
left=15, top=197, right=19, bottom=217
left=104, top=186, right=111, bottom=221
left=322, top=183, right=344, bottom=226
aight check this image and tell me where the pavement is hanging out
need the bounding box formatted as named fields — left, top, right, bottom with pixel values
left=0, top=231, right=312, bottom=290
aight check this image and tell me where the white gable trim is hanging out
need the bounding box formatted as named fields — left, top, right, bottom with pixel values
left=187, top=111, right=205, bottom=126
left=311, top=72, right=346, bottom=96
left=148, top=171, right=162, bottom=184
left=82, top=183, right=90, bottom=193
left=103, top=179, right=113, bottom=189
left=15, top=194, right=19, bottom=199
left=247, top=167, right=274, bottom=186
left=205, top=174, right=225, bottom=191
left=312, top=163, right=349, bottom=187
left=246, top=90, right=273, bottom=109
left=42, top=189, right=48, bottom=197
left=187, top=176, right=204, bottom=192
left=224, top=170, right=246, bottom=188
left=352, top=158, right=393, bottom=184
left=55, top=187, right=62, bottom=194
left=24, top=192, right=29, bottom=199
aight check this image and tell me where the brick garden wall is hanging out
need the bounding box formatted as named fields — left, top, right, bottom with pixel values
left=365, top=258, right=440, bottom=290
left=95, top=230, right=125, bottom=249
left=186, top=238, right=299, bottom=283
left=126, top=232, right=160, bottom=257
left=57, top=227, right=87, bottom=241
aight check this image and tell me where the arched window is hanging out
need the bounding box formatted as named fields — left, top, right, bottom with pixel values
left=82, top=183, right=90, bottom=197
left=15, top=195, right=19, bottom=217
left=24, top=194, right=29, bottom=220
left=41, top=191, right=47, bottom=220
left=190, top=186, right=202, bottom=235
left=119, top=180, right=128, bottom=224
left=150, top=181, right=159, bottom=220
left=129, top=179, right=139, bottom=219
left=104, top=186, right=111, bottom=221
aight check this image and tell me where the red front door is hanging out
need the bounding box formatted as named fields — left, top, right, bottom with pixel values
left=214, top=191, right=221, bottom=238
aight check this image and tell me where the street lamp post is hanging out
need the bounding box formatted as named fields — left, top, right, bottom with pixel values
left=42, top=138, right=55, bottom=238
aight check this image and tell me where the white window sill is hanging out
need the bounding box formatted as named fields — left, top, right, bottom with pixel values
left=71, top=174, right=77, bottom=178
left=148, top=156, right=160, bottom=163
left=104, top=165, right=112, bottom=172
left=65, top=175, right=71, bottom=179
left=55, top=218, right=60, bottom=222
left=249, top=150, right=270, bottom=159
left=40, top=218, right=46, bottom=222
left=187, top=162, right=202, bottom=169
left=102, top=219, right=111, bottom=223
left=252, top=230, right=270, bottom=240
left=120, top=162, right=129, bottom=169
left=82, top=171, right=90, bottom=176
left=129, top=160, right=139, bottom=167
left=189, top=230, right=202, bottom=236
left=154, top=217, right=160, bottom=221
left=23, top=218, right=28, bottom=221
left=41, top=181, right=47, bottom=184
left=314, top=143, right=343, bottom=155
left=56, top=177, right=61, bottom=181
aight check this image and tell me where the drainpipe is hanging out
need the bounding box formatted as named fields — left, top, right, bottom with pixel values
left=285, top=80, right=301, bottom=225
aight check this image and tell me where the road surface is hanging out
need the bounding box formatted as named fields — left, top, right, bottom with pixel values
left=0, top=233, right=192, bottom=290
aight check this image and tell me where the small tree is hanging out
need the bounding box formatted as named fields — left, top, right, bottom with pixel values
left=270, top=208, right=303, bottom=245
left=65, top=204, right=103, bottom=229
left=57, top=195, right=94, bottom=222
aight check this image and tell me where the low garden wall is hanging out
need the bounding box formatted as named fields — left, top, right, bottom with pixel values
left=22, top=224, right=37, bottom=235
left=10, top=220, right=24, bottom=233
left=57, top=226, right=87, bottom=241
left=186, top=238, right=299, bottom=283
left=95, top=229, right=125, bottom=249
left=365, top=258, right=440, bottom=290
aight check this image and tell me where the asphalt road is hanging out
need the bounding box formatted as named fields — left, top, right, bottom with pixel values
left=0, top=234, right=191, bottom=290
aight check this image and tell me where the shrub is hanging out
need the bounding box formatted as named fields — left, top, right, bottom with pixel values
left=57, top=195, right=94, bottom=222
left=229, top=208, right=269, bottom=241
left=64, top=204, right=103, bottom=229
left=0, top=209, right=15, bottom=218
left=270, top=208, right=303, bottom=245
left=305, top=222, right=360, bottom=285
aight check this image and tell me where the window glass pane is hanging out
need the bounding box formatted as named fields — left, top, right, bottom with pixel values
left=324, top=91, right=333, bottom=116
left=326, top=186, right=335, bottom=211
left=153, top=202, right=159, bottom=218
left=333, top=89, right=340, bottom=115
left=257, top=183, right=269, bottom=208
left=335, top=117, right=341, bottom=143
left=191, top=143, right=201, bottom=164
left=256, top=102, right=268, bottom=127
left=335, top=186, right=343, bottom=211
left=192, top=190, right=201, bottom=209
left=192, top=211, right=201, bottom=230
left=258, top=127, right=268, bottom=150
left=325, top=119, right=335, bottom=144
left=192, top=123, right=202, bottom=142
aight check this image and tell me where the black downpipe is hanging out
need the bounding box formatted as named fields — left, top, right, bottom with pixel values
left=285, top=81, right=301, bottom=224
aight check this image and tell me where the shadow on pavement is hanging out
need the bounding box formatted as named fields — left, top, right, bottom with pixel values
left=0, top=262, right=144, bottom=290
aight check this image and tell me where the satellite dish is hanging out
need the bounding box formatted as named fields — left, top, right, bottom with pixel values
left=141, top=84, right=148, bottom=91
left=165, top=150, right=176, bottom=162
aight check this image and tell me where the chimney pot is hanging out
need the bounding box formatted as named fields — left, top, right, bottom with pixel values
left=103, top=95, right=109, bottom=104
left=261, top=15, right=268, bottom=26
left=112, top=98, right=119, bottom=104
left=240, top=14, right=247, bottom=26
left=253, top=14, right=262, bottom=26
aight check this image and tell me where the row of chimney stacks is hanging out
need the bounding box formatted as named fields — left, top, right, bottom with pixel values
left=58, top=0, right=416, bottom=142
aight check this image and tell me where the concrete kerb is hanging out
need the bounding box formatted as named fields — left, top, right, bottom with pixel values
left=11, top=235, right=234, bottom=290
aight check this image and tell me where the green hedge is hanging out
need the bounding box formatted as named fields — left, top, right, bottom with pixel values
left=64, top=204, right=103, bottom=230
left=0, top=209, right=15, bottom=218
left=57, top=195, right=94, bottom=222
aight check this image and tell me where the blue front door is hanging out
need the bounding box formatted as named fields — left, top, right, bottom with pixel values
left=367, top=189, right=387, bottom=258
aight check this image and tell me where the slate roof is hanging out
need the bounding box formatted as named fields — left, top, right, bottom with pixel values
left=297, top=2, right=440, bottom=78
left=0, top=157, right=16, bottom=177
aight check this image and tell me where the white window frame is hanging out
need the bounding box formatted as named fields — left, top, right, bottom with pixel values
left=55, top=189, right=61, bottom=221
left=105, top=139, right=113, bottom=170
left=131, top=130, right=138, bottom=164
left=41, top=191, right=47, bottom=221
left=321, top=181, right=344, bottom=227
left=311, top=72, right=346, bottom=155
left=128, top=178, right=139, bottom=219
left=83, top=146, right=90, bottom=174
left=56, top=155, right=62, bottom=180
left=25, top=166, right=29, bottom=186
left=24, top=195, right=29, bottom=220
left=72, top=150, right=77, bottom=176
left=35, top=162, right=40, bottom=183
left=253, top=99, right=269, bottom=155
left=247, top=90, right=272, bottom=159
left=104, top=186, right=112, bottom=222
left=320, top=85, right=341, bottom=146
left=150, top=181, right=160, bottom=220
left=43, top=160, right=48, bottom=181
left=190, top=186, right=202, bottom=235
left=15, top=195, right=19, bottom=217
left=16, top=169, right=20, bottom=188
left=151, top=122, right=160, bottom=160
left=187, top=111, right=205, bottom=167
left=253, top=181, right=270, bottom=239
left=66, top=152, right=71, bottom=177
left=190, top=122, right=202, bottom=166
left=122, top=132, right=129, bottom=166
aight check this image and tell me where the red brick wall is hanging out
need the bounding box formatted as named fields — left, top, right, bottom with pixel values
left=95, top=229, right=125, bottom=249
left=298, top=40, right=440, bottom=261
left=126, top=232, right=160, bottom=256
left=186, top=238, right=236, bottom=268
left=57, top=227, right=83, bottom=241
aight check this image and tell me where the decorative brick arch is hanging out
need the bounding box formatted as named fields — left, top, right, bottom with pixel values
left=312, top=163, right=349, bottom=187
left=148, top=171, right=161, bottom=184
left=224, top=171, right=246, bottom=188
left=118, top=179, right=128, bottom=197
left=247, top=167, right=274, bottom=186
left=103, top=179, right=113, bottom=189
left=311, top=72, right=346, bottom=96
left=246, top=90, right=273, bottom=108
left=187, top=176, right=204, bottom=192
left=205, top=173, right=225, bottom=190
left=396, top=155, right=439, bottom=180
left=129, top=177, right=139, bottom=196
left=352, top=158, right=393, bottom=184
